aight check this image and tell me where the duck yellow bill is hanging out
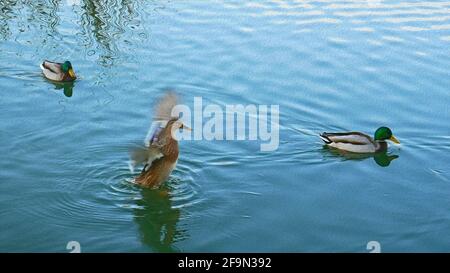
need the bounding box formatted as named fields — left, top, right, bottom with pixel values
left=68, top=68, right=76, bottom=78
left=389, top=135, right=400, bottom=144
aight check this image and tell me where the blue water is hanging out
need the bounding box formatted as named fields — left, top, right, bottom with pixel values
left=1, top=0, right=450, bottom=252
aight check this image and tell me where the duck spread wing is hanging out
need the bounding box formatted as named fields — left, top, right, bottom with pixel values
left=129, top=145, right=164, bottom=173
left=154, top=91, right=179, bottom=121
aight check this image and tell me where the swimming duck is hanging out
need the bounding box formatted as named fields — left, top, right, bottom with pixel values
left=40, top=60, right=76, bottom=82
left=132, top=93, right=190, bottom=188
left=320, top=126, right=400, bottom=153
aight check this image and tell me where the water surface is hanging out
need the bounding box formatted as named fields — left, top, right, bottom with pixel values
left=1, top=0, right=450, bottom=252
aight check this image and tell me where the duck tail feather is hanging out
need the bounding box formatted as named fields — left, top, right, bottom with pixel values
left=319, top=133, right=332, bottom=144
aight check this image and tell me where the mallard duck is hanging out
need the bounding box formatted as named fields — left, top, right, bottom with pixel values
left=40, top=60, right=76, bottom=82
left=320, top=126, right=400, bottom=153
left=132, top=92, right=190, bottom=188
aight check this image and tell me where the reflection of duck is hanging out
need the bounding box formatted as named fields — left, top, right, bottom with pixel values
left=133, top=186, right=185, bottom=252
left=323, top=146, right=399, bottom=167
left=49, top=81, right=75, bottom=97
left=320, top=127, right=400, bottom=153
left=40, top=60, right=77, bottom=82
left=132, top=92, right=190, bottom=188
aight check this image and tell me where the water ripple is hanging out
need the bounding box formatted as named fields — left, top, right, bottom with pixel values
left=2, top=0, right=450, bottom=252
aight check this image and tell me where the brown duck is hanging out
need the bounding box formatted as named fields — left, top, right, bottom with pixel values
left=132, top=93, right=190, bottom=188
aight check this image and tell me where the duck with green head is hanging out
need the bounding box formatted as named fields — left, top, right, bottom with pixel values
left=40, top=60, right=77, bottom=82
left=320, top=126, right=400, bottom=153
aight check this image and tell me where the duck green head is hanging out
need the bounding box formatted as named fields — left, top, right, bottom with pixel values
left=374, top=126, right=400, bottom=144
left=62, top=61, right=76, bottom=78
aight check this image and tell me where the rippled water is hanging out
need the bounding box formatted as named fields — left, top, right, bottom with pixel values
left=1, top=0, right=450, bottom=252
